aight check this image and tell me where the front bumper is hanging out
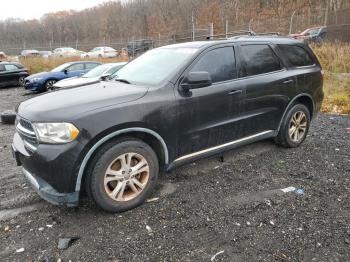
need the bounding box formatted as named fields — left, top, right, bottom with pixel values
left=12, top=129, right=83, bottom=206
left=24, top=80, right=44, bottom=91
left=23, top=168, right=79, bottom=206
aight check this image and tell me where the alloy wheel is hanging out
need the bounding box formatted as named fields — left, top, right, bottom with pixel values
left=104, top=152, right=150, bottom=202
left=289, top=111, right=307, bottom=142
left=46, top=80, right=56, bottom=90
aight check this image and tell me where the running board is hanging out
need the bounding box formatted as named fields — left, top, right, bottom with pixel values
left=167, top=130, right=275, bottom=170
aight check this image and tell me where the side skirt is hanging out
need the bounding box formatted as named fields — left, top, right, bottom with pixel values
left=167, top=130, right=275, bottom=171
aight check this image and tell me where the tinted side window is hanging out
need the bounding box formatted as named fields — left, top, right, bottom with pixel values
left=4, top=64, right=19, bottom=71
left=190, top=47, right=236, bottom=83
left=240, top=44, right=282, bottom=77
left=67, top=63, right=84, bottom=72
left=85, top=63, right=99, bottom=70
left=278, top=45, right=314, bottom=67
left=0, top=65, right=5, bottom=71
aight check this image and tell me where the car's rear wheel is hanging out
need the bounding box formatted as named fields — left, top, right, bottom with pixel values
left=88, top=138, right=159, bottom=213
left=44, top=80, right=57, bottom=91
left=275, top=104, right=310, bottom=148
left=18, top=76, right=25, bottom=87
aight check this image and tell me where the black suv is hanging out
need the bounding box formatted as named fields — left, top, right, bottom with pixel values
left=12, top=37, right=323, bottom=212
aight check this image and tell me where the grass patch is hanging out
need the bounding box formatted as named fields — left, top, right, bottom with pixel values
left=311, top=42, right=350, bottom=73
left=322, top=72, right=350, bottom=114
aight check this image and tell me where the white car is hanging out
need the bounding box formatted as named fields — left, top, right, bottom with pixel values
left=83, top=46, right=118, bottom=58
left=53, top=47, right=85, bottom=58
left=53, top=62, right=127, bottom=89
left=38, top=51, right=52, bottom=58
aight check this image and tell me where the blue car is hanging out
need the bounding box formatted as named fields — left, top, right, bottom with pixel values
left=24, top=61, right=101, bottom=92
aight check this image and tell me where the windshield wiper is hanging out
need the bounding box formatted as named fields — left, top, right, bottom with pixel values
left=115, top=78, right=131, bottom=84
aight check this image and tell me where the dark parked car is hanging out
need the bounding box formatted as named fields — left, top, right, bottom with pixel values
left=24, top=61, right=101, bottom=92
left=12, top=37, right=323, bottom=212
left=0, top=62, right=29, bottom=87
left=127, top=39, right=154, bottom=57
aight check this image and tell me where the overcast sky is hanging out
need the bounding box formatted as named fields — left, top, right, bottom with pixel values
left=1, top=0, right=115, bottom=21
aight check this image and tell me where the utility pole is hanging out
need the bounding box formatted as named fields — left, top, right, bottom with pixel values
left=248, top=18, right=254, bottom=32
left=289, top=11, right=296, bottom=35
left=225, top=20, right=229, bottom=39
left=209, top=23, right=214, bottom=39
left=192, top=11, right=195, bottom=41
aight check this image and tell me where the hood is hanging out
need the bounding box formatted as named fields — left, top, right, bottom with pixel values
left=18, top=81, right=149, bottom=121
left=26, top=72, right=49, bottom=79
left=54, top=77, right=100, bottom=89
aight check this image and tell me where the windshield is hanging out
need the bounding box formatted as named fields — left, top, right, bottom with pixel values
left=110, top=48, right=197, bottom=86
left=303, top=28, right=320, bottom=35
left=51, top=63, right=71, bottom=72
left=83, top=64, right=112, bottom=78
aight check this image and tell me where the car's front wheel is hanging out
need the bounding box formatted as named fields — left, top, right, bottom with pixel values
left=44, top=79, right=57, bottom=91
left=275, top=104, right=310, bottom=148
left=88, top=138, right=159, bottom=213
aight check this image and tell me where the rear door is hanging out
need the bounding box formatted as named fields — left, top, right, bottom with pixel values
left=175, top=45, right=244, bottom=158
left=277, top=44, right=322, bottom=104
left=236, top=43, right=296, bottom=137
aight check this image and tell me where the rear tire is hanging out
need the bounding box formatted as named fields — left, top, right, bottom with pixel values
left=87, top=138, right=159, bottom=213
left=275, top=104, right=310, bottom=148
left=18, top=76, right=25, bottom=87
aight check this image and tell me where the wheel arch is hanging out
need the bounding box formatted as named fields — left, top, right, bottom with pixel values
left=75, top=127, right=169, bottom=192
left=277, top=93, right=315, bottom=133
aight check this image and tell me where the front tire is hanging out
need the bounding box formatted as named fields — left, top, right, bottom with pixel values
left=275, top=104, right=310, bottom=148
left=44, top=79, right=57, bottom=91
left=88, top=138, right=159, bottom=213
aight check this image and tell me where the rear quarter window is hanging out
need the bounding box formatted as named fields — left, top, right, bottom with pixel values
left=239, top=44, right=282, bottom=77
left=278, top=45, right=314, bottom=67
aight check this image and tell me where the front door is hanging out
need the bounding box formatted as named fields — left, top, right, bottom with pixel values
left=66, top=63, right=85, bottom=78
left=175, top=45, right=244, bottom=159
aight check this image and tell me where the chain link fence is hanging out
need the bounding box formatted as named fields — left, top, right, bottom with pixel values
left=1, top=8, right=349, bottom=56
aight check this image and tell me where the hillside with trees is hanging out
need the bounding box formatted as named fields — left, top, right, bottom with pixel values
left=0, top=0, right=349, bottom=53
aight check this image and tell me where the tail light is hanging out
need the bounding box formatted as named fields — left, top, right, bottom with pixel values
left=320, top=70, right=324, bottom=81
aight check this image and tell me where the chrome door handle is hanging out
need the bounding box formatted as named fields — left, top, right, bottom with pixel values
left=228, top=90, right=243, bottom=95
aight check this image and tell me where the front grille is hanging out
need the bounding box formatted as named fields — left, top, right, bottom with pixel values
left=20, top=118, right=34, bottom=132
left=16, top=116, right=38, bottom=153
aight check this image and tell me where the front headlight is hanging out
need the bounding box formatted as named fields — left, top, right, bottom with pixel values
left=31, top=77, right=42, bottom=82
left=33, top=123, right=79, bottom=144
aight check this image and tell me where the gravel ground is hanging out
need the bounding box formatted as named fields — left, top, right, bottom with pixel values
left=0, top=86, right=350, bottom=262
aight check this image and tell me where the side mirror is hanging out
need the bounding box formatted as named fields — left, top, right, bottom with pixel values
left=64, top=69, right=68, bottom=74
left=181, top=71, right=212, bottom=91
left=100, top=73, right=111, bottom=81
